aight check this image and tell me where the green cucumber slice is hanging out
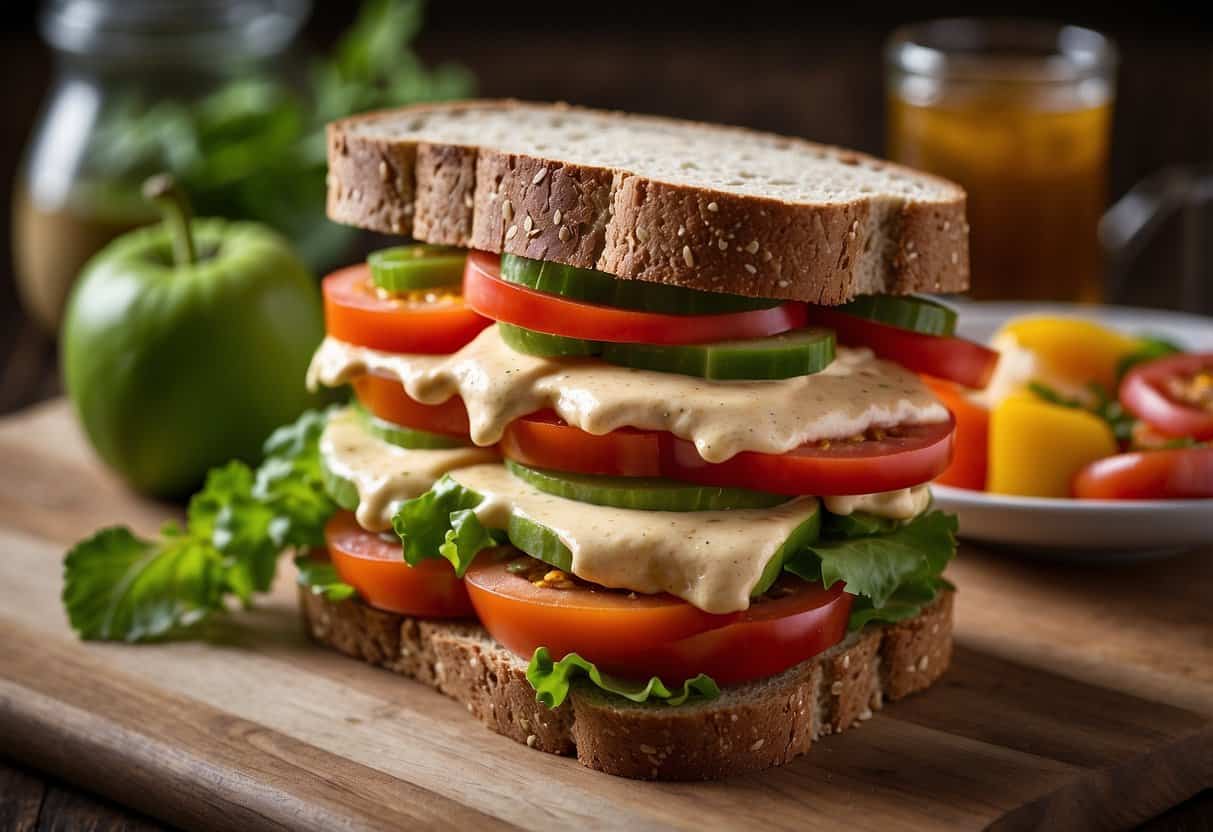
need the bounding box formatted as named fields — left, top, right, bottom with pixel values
left=506, top=513, right=574, bottom=572
left=498, top=322, right=601, bottom=358
left=320, top=457, right=360, bottom=512
left=600, top=328, right=835, bottom=380
left=367, top=245, right=466, bottom=291
left=500, top=253, right=781, bottom=315
left=505, top=460, right=788, bottom=512
left=836, top=294, right=957, bottom=336
left=353, top=404, right=471, bottom=449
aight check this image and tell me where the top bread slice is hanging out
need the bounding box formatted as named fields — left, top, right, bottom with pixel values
left=326, top=100, right=969, bottom=305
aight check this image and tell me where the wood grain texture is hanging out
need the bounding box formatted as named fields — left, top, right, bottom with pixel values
left=0, top=400, right=1210, bottom=831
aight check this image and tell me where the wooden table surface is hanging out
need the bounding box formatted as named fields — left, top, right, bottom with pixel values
left=0, top=399, right=1210, bottom=831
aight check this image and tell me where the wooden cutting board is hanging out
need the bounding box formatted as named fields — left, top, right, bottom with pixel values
left=0, top=400, right=1210, bottom=831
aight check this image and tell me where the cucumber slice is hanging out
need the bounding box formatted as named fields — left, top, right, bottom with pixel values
left=836, top=294, right=957, bottom=336
left=320, top=457, right=360, bottom=512
left=500, top=254, right=781, bottom=315
left=498, top=322, right=601, bottom=358
left=506, top=513, right=574, bottom=572
left=600, top=328, right=835, bottom=380
left=368, top=245, right=466, bottom=292
left=505, top=460, right=788, bottom=512
left=353, top=404, right=471, bottom=449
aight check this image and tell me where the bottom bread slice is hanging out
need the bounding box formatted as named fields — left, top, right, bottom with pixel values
left=299, top=588, right=953, bottom=780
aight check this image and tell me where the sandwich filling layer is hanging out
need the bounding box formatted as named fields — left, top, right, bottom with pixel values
left=307, top=325, right=948, bottom=463
left=320, top=408, right=498, bottom=532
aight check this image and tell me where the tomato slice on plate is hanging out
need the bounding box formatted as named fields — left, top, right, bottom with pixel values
left=351, top=371, right=471, bottom=438
left=463, top=251, right=807, bottom=344
left=805, top=306, right=998, bottom=389
left=1073, top=446, right=1213, bottom=500
left=326, top=511, right=474, bottom=617
left=464, top=555, right=852, bottom=685
left=1119, top=353, right=1213, bottom=441
left=323, top=264, right=490, bottom=354
left=499, top=411, right=954, bottom=495
left=923, top=377, right=989, bottom=490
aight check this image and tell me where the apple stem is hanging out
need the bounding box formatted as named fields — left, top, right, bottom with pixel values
left=142, top=174, right=196, bottom=267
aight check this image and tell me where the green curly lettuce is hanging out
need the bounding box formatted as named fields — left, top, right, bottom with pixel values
left=63, top=409, right=337, bottom=641
left=392, top=474, right=504, bottom=575
left=294, top=556, right=357, bottom=603
left=526, top=648, right=720, bottom=709
left=785, top=510, right=957, bottom=630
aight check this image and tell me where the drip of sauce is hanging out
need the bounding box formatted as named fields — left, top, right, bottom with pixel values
left=320, top=408, right=498, bottom=532
left=308, top=325, right=948, bottom=463
left=822, top=485, right=932, bottom=519
left=450, top=464, right=823, bottom=614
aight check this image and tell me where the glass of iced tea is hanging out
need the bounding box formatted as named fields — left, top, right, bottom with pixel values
left=886, top=20, right=1116, bottom=302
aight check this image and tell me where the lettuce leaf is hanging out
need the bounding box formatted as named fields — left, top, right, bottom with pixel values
left=63, top=409, right=337, bottom=642
left=526, top=647, right=720, bottom=709
left=294, top=555, right=357, bottom=602
left=785, top=510, right=957, bottom=628
left=392, top=475, right=504, bottom=575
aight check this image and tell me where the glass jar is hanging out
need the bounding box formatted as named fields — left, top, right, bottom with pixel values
left=886, top=20, right=1117, bottom=303
left=13, top=0, right=310, bottom=331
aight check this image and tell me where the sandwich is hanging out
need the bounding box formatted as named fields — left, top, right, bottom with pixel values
left=292, top=100, right=998, bottom=780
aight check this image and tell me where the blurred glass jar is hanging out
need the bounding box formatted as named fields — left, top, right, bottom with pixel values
left=886, top=20, right=1116, bottom=303
left=14, top=0, right=310, bottom=331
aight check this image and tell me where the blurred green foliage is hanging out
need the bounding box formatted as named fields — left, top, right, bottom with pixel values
left=81, top=0, right=475, bottom=270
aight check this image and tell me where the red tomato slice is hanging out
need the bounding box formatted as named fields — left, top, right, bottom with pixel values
left=464, top=555, right=852, bottom=685
left=1119, top=353, right=1213, bottom=441
left=806, top=306, right=998, bottom=389
left=1073, top=446, right=1213, bottom=500
left=463, top=251, right=807, bottom=344
left=323, top=264, right=490, bottom=354
left=923, top=377, right=989, bottom=490
left=500, top=411, right=954, bottom=495
left=325, top=511, right=474, bottom=617
left=351, top=372, right=471, bottom=437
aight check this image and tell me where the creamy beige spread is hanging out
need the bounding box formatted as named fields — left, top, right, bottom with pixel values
left=822, top=485, right=932, bottom=520
left=308, top=325, right=948, bottom=463
left=320, top=408, right=498, bottom=532
left=449, top=464, right=822, bottom=614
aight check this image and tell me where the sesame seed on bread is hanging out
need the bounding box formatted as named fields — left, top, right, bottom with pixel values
left=326, top=100, right=969, bottom=305
left=299, top=587, right=953, bottom=780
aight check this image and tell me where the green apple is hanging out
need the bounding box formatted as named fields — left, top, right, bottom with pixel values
left=62, top=176, right=326, bottom=498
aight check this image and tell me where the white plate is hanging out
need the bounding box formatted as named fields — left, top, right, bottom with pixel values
left=930, top=301, right=1213, bottom=560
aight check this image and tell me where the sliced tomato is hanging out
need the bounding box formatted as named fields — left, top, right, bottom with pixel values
left=924, top=377, right=989, bottom=490
left=499, top=410, right=663, bottom=477
left=464, top=556, right=852, bottom=685
left=500, top=411, right=954, bottom=495
left=325, top=511, right=474, bottom=617
left=463, top=251, right=806, bottom=344
left=1119, top=353, right=1213, bottom=441
left=1073, top=446, right=1213, bottom=500
left=351, top=371, right=471, bottom=437
left=806, top=306, right=998, bottom=389
left=323, top=264, right=490, bottom=354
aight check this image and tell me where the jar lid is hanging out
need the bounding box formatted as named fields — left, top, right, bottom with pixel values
left=41, top=0, right=311, bottom=63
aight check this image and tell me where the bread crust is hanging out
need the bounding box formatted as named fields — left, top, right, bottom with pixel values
left=299, top=587, right=953, bottom=780
left=326, top=100, right=969, bottom=305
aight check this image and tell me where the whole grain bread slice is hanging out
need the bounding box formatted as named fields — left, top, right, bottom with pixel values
left=299, top=587, right=953, bottom=780
left=327, top=100, right=969, bottom=305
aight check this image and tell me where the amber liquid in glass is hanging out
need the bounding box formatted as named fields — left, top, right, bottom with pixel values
left=889, top=87, right=1112, bottom=302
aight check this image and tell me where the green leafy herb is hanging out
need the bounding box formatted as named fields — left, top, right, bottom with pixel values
left=63, top=410, right=337, bottom=642
left=1028, top=381, right=1137, bottom=443
left=526, top=648, right=720, bottom=709
left=79, top=0, right=475, bottom=272
left=294, top=556, right=358, bottom=602
left=1116, top=336, right=1183, bottom=381
left=785, top=510, right=957, bottom=627
left=392, top=475, right=504, bottom=575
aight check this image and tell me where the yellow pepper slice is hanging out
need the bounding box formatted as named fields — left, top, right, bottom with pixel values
left=999, top=316, right=1141, bottom=391
left=988, top=394, right=1118, bottom=498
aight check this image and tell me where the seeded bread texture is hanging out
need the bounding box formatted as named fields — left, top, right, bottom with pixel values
left=299, top=587, right=953, bottom=780
left=326, top=100, right=969, bottom=305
